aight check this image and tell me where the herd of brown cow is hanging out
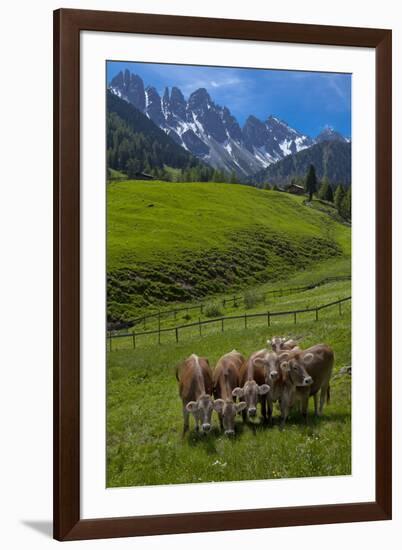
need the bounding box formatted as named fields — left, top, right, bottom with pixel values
left=176, top=336, right=334, bottom=436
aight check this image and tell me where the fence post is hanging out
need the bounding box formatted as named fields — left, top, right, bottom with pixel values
left=221, top=318, right=224, bottom=332
left=223, top=298, right=226, bottom=308
left=245, top=313, right=247, bottom=328
left=315, top=308, right=319, bottom=321
left=339, top=301, right=342, bottom=316
left=175, top=327, right=179, bottom=343
left=132, top=331, right=136, bottom=349
left=109, top=331, right=112, bottom=352
left=233, top=295, right=237, bottom=307
left=267, top=312, right=271, bottom=326
left=199, top=317, right=202, bottom=336
left=294, top=312, right=297, bottom=324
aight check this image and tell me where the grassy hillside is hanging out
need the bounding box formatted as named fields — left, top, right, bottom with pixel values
left=107, top=181, right=351, bottom=320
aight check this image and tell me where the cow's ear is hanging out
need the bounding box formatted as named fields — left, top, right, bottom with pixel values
left=213, top=399, right=224, bottom=412
left=303, top=352, right=314, bottom=365
left=232, top=387, right=244, bottom=398
left=253, top=357, right=265, bottom=368
left=186, top=401, right=198, bottom=412
left=258, top=384, right=270, bottom=395
left=266, top=339, right=272, bottom=346
left=236, top=401, right=247, bottom=413
left=281, top=337, right=287, bottom=343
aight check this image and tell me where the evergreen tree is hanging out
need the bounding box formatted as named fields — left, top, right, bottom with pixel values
left=339, top=187, right=351, bottom=220
left=305, top=164, right=318, bottom=201
left=318, top=177, right=334, bottom=202
left=326, top=183, right=334, bottom=202
left=334, top=184, right=345, bottom=213
left=126, top=159, right=141, bottom=178
left=230, top=171, right=238, bottom=184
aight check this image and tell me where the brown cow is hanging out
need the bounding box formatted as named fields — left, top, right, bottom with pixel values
left=252, top=348, right=312, bottom=428
left=292, top=344, right=334, bottom=418
left=233, top=353, right=270, bottom=421
left=213, top=350, right=247, bottom=435
left=176, top=354, right=215, bottom=435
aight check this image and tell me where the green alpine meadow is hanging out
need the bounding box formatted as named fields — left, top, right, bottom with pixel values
left=106, top=61, right=352, bottom=488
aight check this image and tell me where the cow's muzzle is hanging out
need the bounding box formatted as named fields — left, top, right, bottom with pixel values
left=270, top=371, right=279, bottom=381
left=303, top=376, right=313, bottom=386
left=202, top=423, right=211, bottom=433
left=224, top=429, right=235, bottom=436
left=248, top=407, right=257, bottom=417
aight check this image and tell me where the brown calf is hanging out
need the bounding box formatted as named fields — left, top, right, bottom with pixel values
left=253, top=348, right=312, bottom=428
left=176, top=354, right=214, bottom=435
left=292, top=344, right=334, bottom=418
left=213, top=350, right=247, bottom=435
left=233, top=353, right=270, bottom=422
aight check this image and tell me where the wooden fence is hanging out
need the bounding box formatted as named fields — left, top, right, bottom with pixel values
left=107, top=295, right=351, bottom=351
left=107, top=275, right=351, bottom=332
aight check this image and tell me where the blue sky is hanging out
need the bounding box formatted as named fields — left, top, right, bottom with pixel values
left=107, top=61, right=351, bottom=138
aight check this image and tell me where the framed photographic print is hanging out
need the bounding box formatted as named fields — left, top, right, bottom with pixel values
left=54, top=8, right=392, bottom=541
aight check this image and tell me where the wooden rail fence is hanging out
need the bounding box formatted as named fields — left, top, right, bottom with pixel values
left=107, top=295, right=351, bottom=351
left=107, top=275, right=351, bottom=332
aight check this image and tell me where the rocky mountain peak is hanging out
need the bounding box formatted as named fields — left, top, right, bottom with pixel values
left=188, top=88, right=212, bottom=111
left=145, top=86, right=165, bottom=127
left=243, top=115, right=269, bottom=148
left=170, top=86, right=186, bottom=119
left=316, top=126, right=347, bottom=143
left=110, top=70, right=146, bottom=112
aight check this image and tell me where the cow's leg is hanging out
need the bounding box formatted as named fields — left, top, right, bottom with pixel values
left=313, top=393, right=319, bottom=416
left=242, top=409, right=247, bottom=423
left=279, top=399, right=289, bottom=430
left=219, top=412, right=224, bottom=431
left=261, top=395, right=267, bottom=423
left=319, top=385, right=327, bottom=416
left=267, top=397, right=273, bottom=426
left=182, top=407, right=190, bottom=437
left=301, top=394, right=309, bottom=423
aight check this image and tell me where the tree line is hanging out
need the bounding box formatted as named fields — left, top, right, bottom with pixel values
left=304, top=164, right=351, bottom=221
left=260, top=164, right=351, bottom=221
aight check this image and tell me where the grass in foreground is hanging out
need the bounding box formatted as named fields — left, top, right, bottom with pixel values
left=107, top=309, right=351, bottom=488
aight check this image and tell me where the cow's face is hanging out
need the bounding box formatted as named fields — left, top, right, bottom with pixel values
left=268, top=336, right=286, bottom=353
left=281, top=355, right=313, bottom=387
left=186, top=394, right=214, bottom=432
left=232, top=381, right=270, bottom=417
left=253, top=353, right=280, bottom=384
left=214, top=399, right=247, bottom=435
